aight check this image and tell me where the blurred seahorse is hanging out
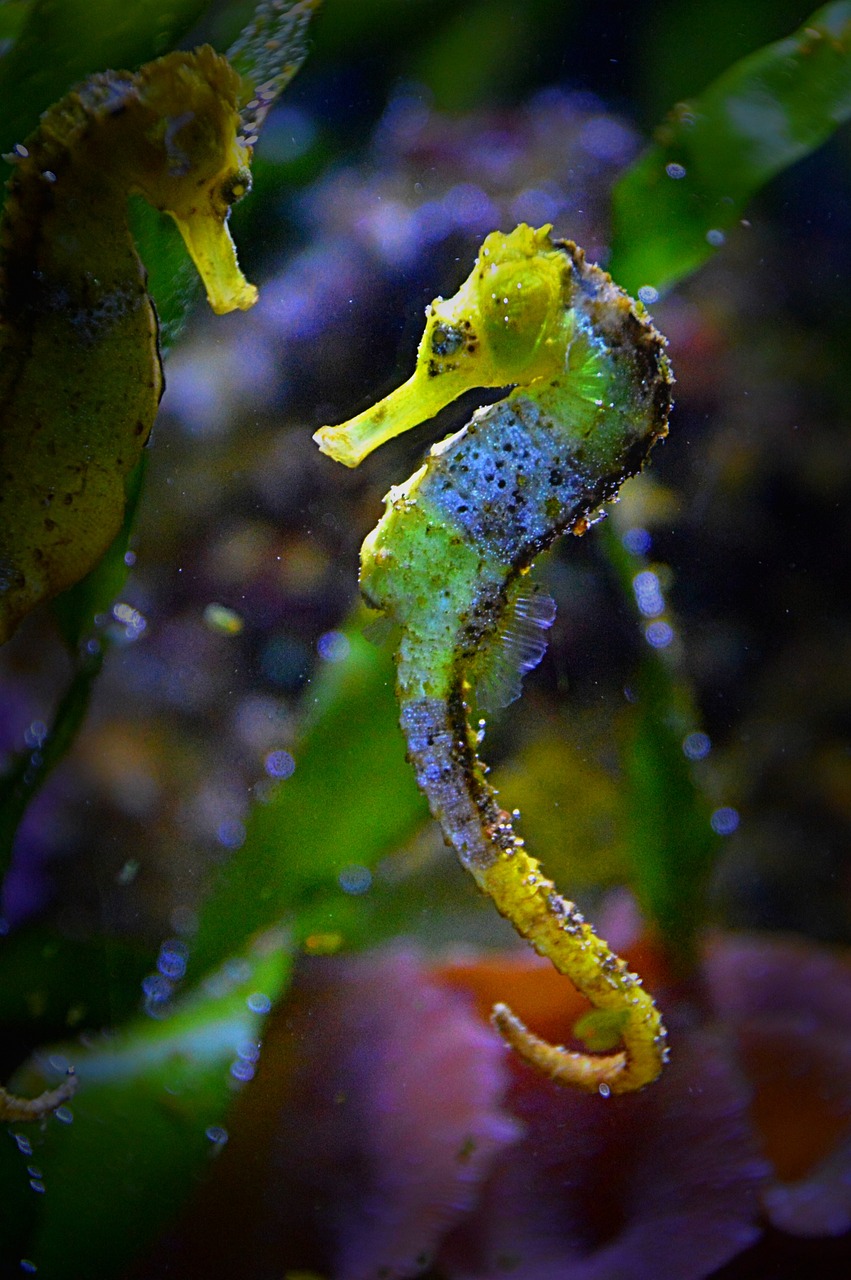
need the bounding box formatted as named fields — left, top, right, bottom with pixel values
left=315, top=224, right=673, bottom=1093
left=0, top=45, right=259, bottom=645
left=0, top=44, right=259, bottom=1120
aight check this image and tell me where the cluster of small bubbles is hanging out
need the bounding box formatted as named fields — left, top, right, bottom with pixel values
left=13, top=1133, right=33, bottom=1156
left=216, top=818, right=246, bottom=849
left=317, top=629, right=350, bottom=663
left=53, top=1106, right=74, bottom=1125
left=264, top=748, right=295, bottom=779
left=230, top=1035, right=261, bottom=1083
left=682, top=731, right=712, bottom=761
left=665, top=162, right=687, bottom=180
left=23, top=720, right=47, bottom=748
left=476, top=718, right=486, bottom=745
left=28, top=1170, right=45, bottom=1194
left=622, top=526, right=652, bottom=555
left=111, top=601, right=147, bottom=643
left=157, top=938, right=189, bottom=982
left=338, top=864, right=372, bottom=895
left=205, top=1124, right=229, bottom=1148
left=246, top=991, right=272, bottom=1015
left=637, top=285, right=659, bottom=306
left=632, top=569, right=665, bottom=618
left=706, top=228, right=726, bottom=247
left=645, top=620, right=674, bottom=649
left=711, top=806, right=740, bottom=836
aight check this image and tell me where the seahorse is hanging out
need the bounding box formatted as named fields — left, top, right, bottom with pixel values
left=0, top=45, right=261, bottom=1119
left=0, top=45, right=258, bottom=645
left=315, top=224, right=673, bottom=1093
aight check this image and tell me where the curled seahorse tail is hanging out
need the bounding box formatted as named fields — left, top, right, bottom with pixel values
left=0, top=1069, right=77, bottom=1122
left=400, top=689, right=667, bottom=1093
left=480, top=852, right=667, bottom=1093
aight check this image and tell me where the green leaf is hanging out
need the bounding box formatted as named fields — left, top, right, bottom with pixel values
left=610, top=1, right=851, bottom=294
left=623, top=650, right=719, bottom=965
left=189, top=623, right=428, bottom=979
left=0, top=933, right=293, bottom=1278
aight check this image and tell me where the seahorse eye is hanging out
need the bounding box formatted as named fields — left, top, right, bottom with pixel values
left=431, top=323, right=464, bottom=357
left=220, top=167, right=252, bottom=206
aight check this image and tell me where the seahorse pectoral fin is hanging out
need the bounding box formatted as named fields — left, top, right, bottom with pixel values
left=473, top=582, right=557, bottom=712
left=169, top=211, right=258, bottom=315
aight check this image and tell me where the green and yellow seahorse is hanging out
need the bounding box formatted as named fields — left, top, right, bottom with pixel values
left=316, top=224, right=673, bottom=1093
left=0, top=45, right=259, bottom=646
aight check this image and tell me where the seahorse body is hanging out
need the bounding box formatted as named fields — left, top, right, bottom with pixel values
left=318, top=225, right=673, bottom=1092
left=0, top=46, right=257, bottom=643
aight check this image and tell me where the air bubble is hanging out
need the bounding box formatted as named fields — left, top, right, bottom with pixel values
left=622, top=526, right=651, bottom=555
left=682, top=731, right=711, bottom=760
left=645, top=620, right=674, bottom=649
left=632, top=569, right=665, bottom=617
left=338, top=864, right=372, bottom=895
left=665, top=162, right=686, bottom=179
left=247, top=991, right=272, bottom=1014
left=230, top=1058, right=256, bottom=1083
left=317, top=630, right=350, bottom=662
left=711, top=806, right=739, bottom=836
left=264, top=749, right=295, bottom=779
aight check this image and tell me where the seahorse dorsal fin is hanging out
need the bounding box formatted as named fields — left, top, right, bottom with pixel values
left=473, top=581, right=556, bottom=712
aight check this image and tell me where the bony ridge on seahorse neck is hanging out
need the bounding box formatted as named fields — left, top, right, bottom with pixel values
left=0, top=46, right=258, bottom=643
left=316, top=224, right=673, bottom=1093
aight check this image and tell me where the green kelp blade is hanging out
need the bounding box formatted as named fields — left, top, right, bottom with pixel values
left=188, top=622, right=428, bottom=981
left=0, top=934, right=292, bottom=1278
left=610, top=2, right=851, bottom=295
left=604, top=526, right=720, bottom=966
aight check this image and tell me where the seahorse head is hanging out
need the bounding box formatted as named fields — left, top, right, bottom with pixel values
left=423, top=223, right=572, bottom=384
left=131, top=47, right=258, bottom=313
left=315, top=224, right=576, bottom=466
